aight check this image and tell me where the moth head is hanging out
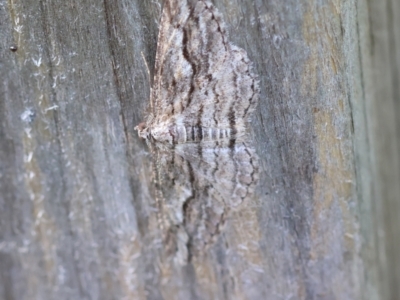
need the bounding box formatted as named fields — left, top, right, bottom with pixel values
left=148, top=124, right=174, bottom=144
left=134, top=122, right=150, bottom=140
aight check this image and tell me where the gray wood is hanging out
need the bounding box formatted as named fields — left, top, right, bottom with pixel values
left=0, top=0, right=399, bottom=299
left=356, top=0, right=400, bottom=299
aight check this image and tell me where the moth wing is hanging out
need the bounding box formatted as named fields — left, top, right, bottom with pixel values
left=174, top=141, right=259, bottom=252
left=174, top=141, right=259, bottom=208
left=153, top=140, right=258, bottom=257
left=151, top=0, right=259, bottom=131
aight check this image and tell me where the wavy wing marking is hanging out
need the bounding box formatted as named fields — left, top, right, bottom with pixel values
left=154, top=140, right=259, bottom=261
left=151, top=0, right=259, bottom=136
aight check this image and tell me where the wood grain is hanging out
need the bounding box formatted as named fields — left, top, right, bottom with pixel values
left=0, top=0, right=399, bottom=299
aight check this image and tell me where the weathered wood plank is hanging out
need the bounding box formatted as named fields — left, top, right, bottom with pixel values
left=0, top=0, right=399, bottom=299
left=355, top=0, right=400, bottom=299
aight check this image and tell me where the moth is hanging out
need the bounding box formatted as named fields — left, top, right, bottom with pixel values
left=135, top=0, right=260, bottom=263
left=135, top=0, right=259, bottom=144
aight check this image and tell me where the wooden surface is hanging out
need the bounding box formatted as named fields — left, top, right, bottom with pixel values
left=0, top=0, right=399, bottom=299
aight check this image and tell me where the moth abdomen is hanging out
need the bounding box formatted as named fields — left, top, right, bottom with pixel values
left=172, top=125, right=237, bottom=143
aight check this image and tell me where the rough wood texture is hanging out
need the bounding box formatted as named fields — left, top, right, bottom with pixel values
left=0, top=0, right=399, bottom=299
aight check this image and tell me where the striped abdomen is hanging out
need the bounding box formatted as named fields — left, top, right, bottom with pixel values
left=171, top=125, right=238, bottom=143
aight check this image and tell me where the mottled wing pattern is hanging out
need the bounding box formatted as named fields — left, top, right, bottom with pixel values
left=151, top=0, right=259, bottom=136
left=153, top=140, right=259, bottom=262
left=174, top=140, right=259, bottom=207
